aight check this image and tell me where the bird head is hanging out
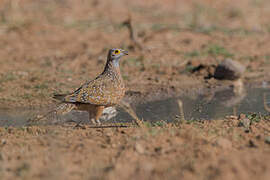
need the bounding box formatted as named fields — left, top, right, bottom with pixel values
left=108, top=48, right=128, bottom=62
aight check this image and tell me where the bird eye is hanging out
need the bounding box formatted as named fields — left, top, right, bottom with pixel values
left=114, top=50, right=120, bottom=54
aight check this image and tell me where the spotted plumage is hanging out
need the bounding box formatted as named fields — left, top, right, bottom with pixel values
left=52, top=48, right=128, bottom=124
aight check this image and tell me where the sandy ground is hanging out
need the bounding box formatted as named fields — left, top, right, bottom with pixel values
left=1, top=119, right=270, bottom=180
left=1, top=0, right=270, bottom=179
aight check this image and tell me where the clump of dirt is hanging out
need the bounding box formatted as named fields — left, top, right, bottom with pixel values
left=186, top=59, right=217, bottom=78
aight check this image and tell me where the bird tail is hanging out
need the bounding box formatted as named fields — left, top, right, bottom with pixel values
left=28, top=103, right=77, bottom=124
left=53, top=94, right=67, bottom=101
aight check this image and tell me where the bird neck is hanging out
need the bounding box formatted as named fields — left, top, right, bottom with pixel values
left=103, top=58, right=121, bottom=75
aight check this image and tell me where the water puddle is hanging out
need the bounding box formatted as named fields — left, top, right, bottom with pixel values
left=1, top=83, right=270, bottom=127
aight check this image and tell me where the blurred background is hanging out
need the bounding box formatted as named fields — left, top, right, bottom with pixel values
left=1, top=1, right=270, bottom=180
left=0, top=0, right=270, bottom=107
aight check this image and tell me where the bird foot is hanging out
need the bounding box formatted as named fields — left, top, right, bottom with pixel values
left=73, top=120, right=86, bottom=129
left=73, top=123, right=86, bottom=129
left=95, top=119, right=101, bottom=125
left=90, top=118, right=101, bottom=125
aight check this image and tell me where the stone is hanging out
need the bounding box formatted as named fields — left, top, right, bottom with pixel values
left=238, top=114, right=251, bottom=133
left=135, top=143, right=145, bottom=154
left=265, top=136, right=270, bottom=144
left=214, top=58, right=246, bottom=80
left=1, top=139, right=6, bottom=145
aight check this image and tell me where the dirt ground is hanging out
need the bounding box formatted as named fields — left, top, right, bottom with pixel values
left=1, top=0, right=270, bottom=179
left=1, top=119, right=270, bottom=180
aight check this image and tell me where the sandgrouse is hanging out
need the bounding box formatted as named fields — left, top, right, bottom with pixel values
left=51, top=48, right=128, bottom=124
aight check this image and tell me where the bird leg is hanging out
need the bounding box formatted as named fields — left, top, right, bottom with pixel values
left=74, top=104, right=105, bottom=127
left=91, top=105, right=105, bottom=124
left=119, top=101, right=142, bottom=127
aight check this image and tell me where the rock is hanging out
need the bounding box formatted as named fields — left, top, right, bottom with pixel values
left=0, top=139, right=6, bottom=146
left=135, top=143, right=145, bottom=154
left=265, top=136, right=270, bottom=144
left=214, top=58, right=246, bottom=80
left=239, top=118, right=251, bottom=132
left=240, top=118, right=251, bottom=128
left=238, top=114, right=251, bottom=133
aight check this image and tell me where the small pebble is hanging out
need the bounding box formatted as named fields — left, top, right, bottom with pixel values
left=238, top=114, right=251, bottom=132
left=1, top=139, right=7, bottom=145
left=265, top=136, right=270, bottom=144
left=135, top=143, right=145, bottom=154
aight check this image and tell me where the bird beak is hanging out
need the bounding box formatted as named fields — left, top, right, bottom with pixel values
left=122, top=50, right=128, bottom=55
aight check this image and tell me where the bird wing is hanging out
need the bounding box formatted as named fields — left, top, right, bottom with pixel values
left=62, top=75, right=122, bottom=106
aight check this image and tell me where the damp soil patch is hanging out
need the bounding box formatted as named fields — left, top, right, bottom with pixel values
left=1, top=82, right=270, bottom=127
